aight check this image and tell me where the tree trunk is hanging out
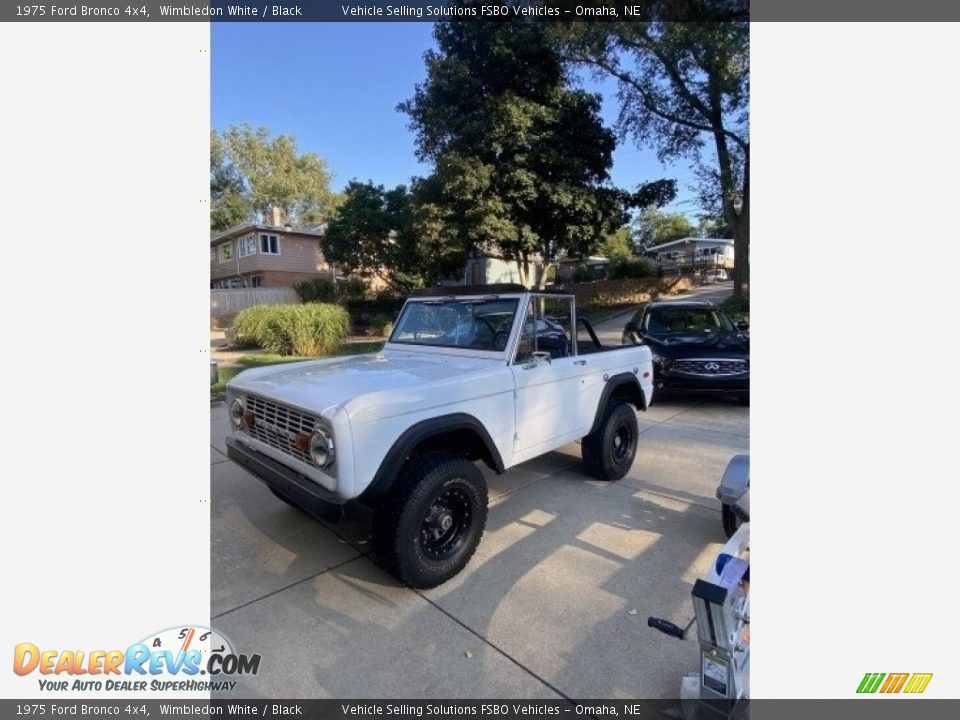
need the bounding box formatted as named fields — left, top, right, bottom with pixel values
left=533, top=261, right=551, bottom=290
left=713, top=127, right=749, bottom=301
left=732, top=203, right=749, bottom=300
left=730, top=157, right=749, bottom=300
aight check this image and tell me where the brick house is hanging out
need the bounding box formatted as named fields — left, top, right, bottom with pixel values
left=210, top=210, right=333, bottom=289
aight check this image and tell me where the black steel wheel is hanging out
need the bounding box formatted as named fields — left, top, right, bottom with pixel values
left=420, top=487, right=473, bottom=561
left=374, top=451, right=488, bottom=588
left=582, top=401, right=638, bottom=481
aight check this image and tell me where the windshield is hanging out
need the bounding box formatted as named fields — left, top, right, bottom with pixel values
left=389, top=298, right=519, bottom=351
left=643, top=307, right=734, bottom=334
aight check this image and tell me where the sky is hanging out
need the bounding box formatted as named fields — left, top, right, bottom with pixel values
left=211, top=22, right=701, bottom=219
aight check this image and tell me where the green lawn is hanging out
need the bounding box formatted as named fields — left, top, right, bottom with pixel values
left=211, top=340, right=385, bottom=396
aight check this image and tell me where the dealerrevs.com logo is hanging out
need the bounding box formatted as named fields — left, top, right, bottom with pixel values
left=856, top=672, right=933, bottom=695
left=13, top=626, right=260, bottom=693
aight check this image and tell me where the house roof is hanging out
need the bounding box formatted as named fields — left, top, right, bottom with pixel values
left=210, top=222, right=325, bottom=246
left=645, top=237, right=733, bottom=253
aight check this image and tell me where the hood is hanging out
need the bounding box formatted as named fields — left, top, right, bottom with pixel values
left=226, top=349, right=503, bottom=417
left=644, top=331, right=749, bottom=356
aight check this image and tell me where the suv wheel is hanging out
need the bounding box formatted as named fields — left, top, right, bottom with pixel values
left=374, top=452, right=488, bottom=588
left=722, top=504, right=741, bottom=538
left=581, top=401, right=638, bottom=481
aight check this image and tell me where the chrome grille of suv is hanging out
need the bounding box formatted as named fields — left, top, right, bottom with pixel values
left=670, top=359, right=748, bottom=376
left=242, top=394, right=318, bottom=465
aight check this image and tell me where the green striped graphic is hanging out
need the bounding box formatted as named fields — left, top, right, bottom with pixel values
left=857, top=672, right=886, bottom=693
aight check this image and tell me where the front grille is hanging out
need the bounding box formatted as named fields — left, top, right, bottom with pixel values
left=241, top=394, right=319, bottom=466
left=669, top=358, right=748, bottom=376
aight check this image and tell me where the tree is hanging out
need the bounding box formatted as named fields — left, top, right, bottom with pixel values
left=633, top=206, right=695, bottom=251
left=597, top=226, right=633, bottom=260
left=557, top=18, right=750, bottom=297
left=320, top=181, right=420, bottom=292
left=210, top=124, right=337, bottom=229
left=210, top=131, right=252, bottom=231
left=400, top=18, right=626, bottom=289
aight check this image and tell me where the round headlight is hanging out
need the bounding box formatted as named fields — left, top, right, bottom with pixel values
left=230, top=398, right=245, bottom=428
left=309, top=427, right=335, bottom=468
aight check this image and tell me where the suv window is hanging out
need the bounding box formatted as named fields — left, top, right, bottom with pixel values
left=643, top=307, right=733, bottom=333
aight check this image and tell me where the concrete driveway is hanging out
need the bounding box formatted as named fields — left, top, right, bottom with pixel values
left=209, top=291, right=747, bottom=699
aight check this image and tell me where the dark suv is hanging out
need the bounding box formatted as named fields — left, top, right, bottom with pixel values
left=622, top=301, right=749, bottom=405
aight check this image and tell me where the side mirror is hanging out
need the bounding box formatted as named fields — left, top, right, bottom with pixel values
left=736, top=321, right=749, bottom=331
left=624, top=321, right=640, bottom=333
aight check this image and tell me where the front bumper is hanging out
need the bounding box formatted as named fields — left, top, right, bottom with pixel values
left=226, top=436, right=345, bottom=522
left=655, top=367, right=749, bottom=394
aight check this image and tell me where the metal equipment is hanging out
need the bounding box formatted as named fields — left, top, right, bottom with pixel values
left=691, top=522, right=750, bottom=707
left=648, top=455, right=751, bottom=719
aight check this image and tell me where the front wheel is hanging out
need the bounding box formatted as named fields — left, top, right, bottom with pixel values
left=581, top=402, right=639, bottom=481
left=374, top=452, right=488, bottom=588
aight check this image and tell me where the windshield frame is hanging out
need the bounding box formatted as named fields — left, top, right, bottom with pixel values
left=385, top=296, right=522, bottom=356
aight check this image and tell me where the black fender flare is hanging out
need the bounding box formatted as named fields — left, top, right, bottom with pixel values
left=360, top=413, right=505, bottom=502
left=588, top=373, right=647, bottom=436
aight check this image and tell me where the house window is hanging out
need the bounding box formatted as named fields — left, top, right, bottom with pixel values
left=218, top=242, right=233, bottom=263
left=238, top=235, right=258, bottom=258
left=210, top=248, right=216, bottom=262
left=251, top=276, right=262, bottom=288
left=259, top=234, right=279, bottom=254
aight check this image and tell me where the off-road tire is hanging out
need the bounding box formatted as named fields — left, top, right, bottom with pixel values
left=373, top=451, right=488, bottom=588
left=581, top=401, right=638, bottom=481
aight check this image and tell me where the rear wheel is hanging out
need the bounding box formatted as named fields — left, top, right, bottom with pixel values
left=373, top=452, right=488, bottom=588
left=582, top=402, right=638, bottom=481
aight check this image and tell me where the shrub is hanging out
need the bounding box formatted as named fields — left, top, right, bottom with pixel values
left=336, top=277, right=369, bottom=301
left=344, top=295, right=406, bottom=324
left=293, top=278, right=336, bottom=303
left=232, top=305, right=276, bottom=347
left=572, top=264, right=594, bottom=283
left=366, top=313, right=395, bottom=338
left=608, top=257, right=656, bottom=280
left=721, top=295, right=750, bottom=325
left=232, top=304, right=351, bottom=356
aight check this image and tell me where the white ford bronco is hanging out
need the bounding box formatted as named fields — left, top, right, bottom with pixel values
left=225, top=285, right=653, bottom=587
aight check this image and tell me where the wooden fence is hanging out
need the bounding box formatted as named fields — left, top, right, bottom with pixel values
left=210, top=287, right=299, bottom=319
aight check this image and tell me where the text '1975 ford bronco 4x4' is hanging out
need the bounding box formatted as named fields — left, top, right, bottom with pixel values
left=226, top=285, right=654, bottom=588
